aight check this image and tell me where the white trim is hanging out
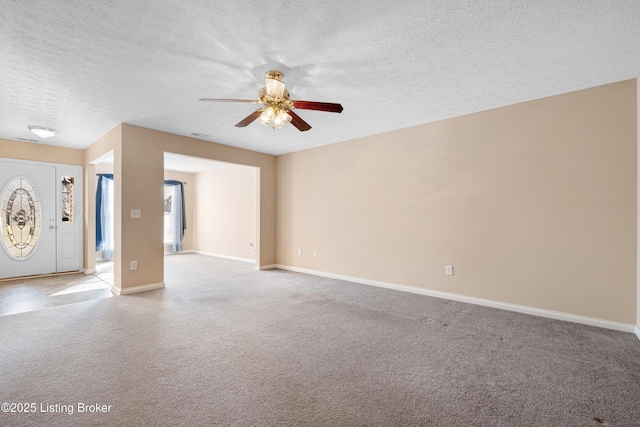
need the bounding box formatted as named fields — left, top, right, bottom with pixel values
left=256, top=264, right=277, bottom=271
left=84, top=268, right=97, bottom=274
left=164, top=249, right=196, bottom=255
left=194, top=251, right=255, bottom=264
left=274, top=264, right=636, bottom=334
left=112, top=282, right=165, bottom=296
left=635, top=326, right=640, bottom=341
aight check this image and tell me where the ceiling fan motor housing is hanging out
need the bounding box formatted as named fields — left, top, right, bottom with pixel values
left=265, top=70, right=284, bottom=81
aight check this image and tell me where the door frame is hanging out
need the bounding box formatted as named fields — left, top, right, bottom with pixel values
left=0, top=157, right=84, bottom=278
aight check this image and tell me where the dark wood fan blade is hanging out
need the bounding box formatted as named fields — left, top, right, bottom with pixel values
left=292, top=100, right=343, bottom=113
left=288, top=110, right=312, bottom=131
left=199, top=98, right=257, bottom=103
left=235, top=109, right=263, bottom=127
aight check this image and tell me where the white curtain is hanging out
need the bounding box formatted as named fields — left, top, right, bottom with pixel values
left=164, top=181, right=185, bottom=252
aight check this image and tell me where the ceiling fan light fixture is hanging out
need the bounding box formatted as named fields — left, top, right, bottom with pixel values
left=28, top=126, right=58, bottom=139
left=273, top=110, right=292, bottom=129
left=258, top=107, right=276, bottom=126
left=199, top=69, right=342, bottom=132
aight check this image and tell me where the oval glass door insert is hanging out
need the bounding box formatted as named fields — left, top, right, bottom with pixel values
left=1, top=177, right=42, bottom=259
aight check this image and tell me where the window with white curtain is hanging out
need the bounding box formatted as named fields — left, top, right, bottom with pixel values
left=163, top=180, right=185, bottom=252
left=163, top=185, right=175, bottom=245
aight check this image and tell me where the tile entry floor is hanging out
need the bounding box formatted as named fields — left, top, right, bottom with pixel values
left=0, top=261, right=114, bottom=317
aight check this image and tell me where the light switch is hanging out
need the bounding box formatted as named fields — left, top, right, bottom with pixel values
left=130, top=209, right=141, bottom=219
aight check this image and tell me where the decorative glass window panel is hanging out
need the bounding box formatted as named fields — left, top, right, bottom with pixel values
left=1, top=177, right=42, bottom=259
left=61, top=176, right=74, bottom=222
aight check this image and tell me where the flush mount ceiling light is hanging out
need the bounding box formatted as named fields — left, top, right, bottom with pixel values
left=28, top=126, right=58, bottom=139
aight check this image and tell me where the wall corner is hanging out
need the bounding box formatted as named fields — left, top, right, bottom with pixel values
left=636, top=74, right=640, bottom=335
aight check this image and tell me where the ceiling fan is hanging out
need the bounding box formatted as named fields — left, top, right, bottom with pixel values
left=199, top=70, right=343, bottom=131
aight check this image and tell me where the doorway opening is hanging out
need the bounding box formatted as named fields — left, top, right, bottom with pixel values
left=163, top=152, right=259, bottom=280
left=89, top=152, right=260, bottom=289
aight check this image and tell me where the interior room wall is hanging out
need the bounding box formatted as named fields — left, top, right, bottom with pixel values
left=95, top=163, right=114, bottom=174
left=84, top=125, right=120, bottom=279
left=114, top=126, right=165, bottom=293
left=637, top=74, right=640, bottom=335
left=164, top=170, right=194, bottom=252
left=87, top=124, right=275, bottom=293
left=193, top=165, right=257, bottom=262
left=277, top=79, right=637, bottom=325
left=0, top=138, right=84, bottom=165
left=89, top=166, right=194, bottom=263
left=145, top=129, right=275, bottom=268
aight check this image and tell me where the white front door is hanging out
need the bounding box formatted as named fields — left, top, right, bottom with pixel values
left=0, top=160, right=57, bottom=279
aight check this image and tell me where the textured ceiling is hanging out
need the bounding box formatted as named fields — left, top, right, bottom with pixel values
left=1, top=1, right=640, bottom=156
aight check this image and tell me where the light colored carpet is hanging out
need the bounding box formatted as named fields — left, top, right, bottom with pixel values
left=1, top=254, right=639, bottom=426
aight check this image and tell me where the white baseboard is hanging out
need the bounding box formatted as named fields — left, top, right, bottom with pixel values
left=194, top=251, right=255, bottom=264
left=112, top=282, right=165, bottom=296
left=273, top=264, right=636, bottom=334
left=635, top=326, right=640, bottom=341
left=256, top=264, right=278, bottom=271
left=84, top=268, right=97, bottom=275
left=164, top=249, right=196, bottom=255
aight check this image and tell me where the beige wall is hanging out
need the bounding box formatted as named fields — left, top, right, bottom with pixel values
left=637, top=75, right=640, bottom=332
left=277, top=80, right=637, bottom=324
left=164, top=170, right=194, bottom=252
left=3, top=81, right=637, bottom=328
left=0, top=138, right=84, bottom=165
left=82, top=124, right=276, bottom=292
left=84, top=125, right=121, bottom=275
left=193, top=165, right=257, bottom=261
left=120, top=124, right=276, bottom=269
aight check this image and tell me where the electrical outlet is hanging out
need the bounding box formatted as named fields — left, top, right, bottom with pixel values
left=130, top=261, right=138, bottom=271
left=313, top=251, right=318, bottom=258
left=445, top=265, right=453, bottom=276
left=297, top=249, right=302, bottom=256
